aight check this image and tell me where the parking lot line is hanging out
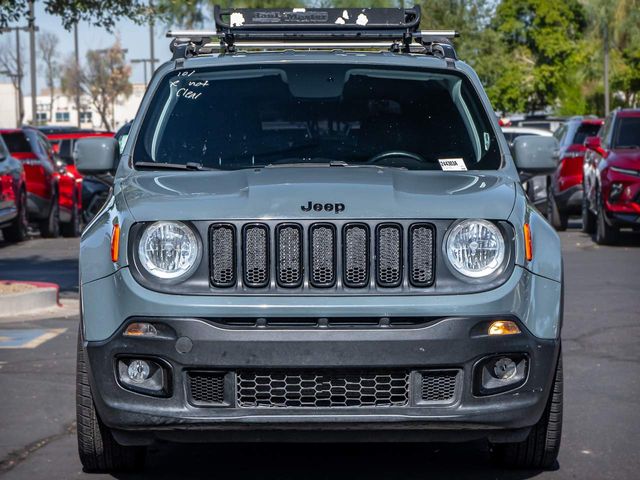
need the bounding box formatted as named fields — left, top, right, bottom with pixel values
left=0, top=328, right=67, bottom=349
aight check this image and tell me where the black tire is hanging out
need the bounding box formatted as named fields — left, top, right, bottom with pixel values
left=595, top=191, right=618, bottom=245
left=39, top=194, right=60, bottom=238
left=491, top=353, right=563, bottom=470
left=546, top=188, right=568, bottom=231
left=76, top=329, right=146, bottom=472
left=61, top=196, right=81, bottom=237
left=2, top=189, right=29, bottom=242
left=581, top=187, right=596, bottom=234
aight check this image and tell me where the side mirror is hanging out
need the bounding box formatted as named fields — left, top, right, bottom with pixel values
left=75, top=137, right=119, bottom=175
left=513, top=135, right=558, bottom=175
left=584, top=136, right=602, bottom=153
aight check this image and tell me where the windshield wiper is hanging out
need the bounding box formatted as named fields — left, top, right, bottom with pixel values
left=264, top=159, right=349, bottom=168
left=134, top=161, right=218, bottom=171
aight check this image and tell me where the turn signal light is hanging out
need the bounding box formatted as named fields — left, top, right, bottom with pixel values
left=488, top=320, right=521, bottom=336
left=124, top=322, right=158, bottom=337
left=523, top=223, right=533, bottom=261
left=111, top=224, right=120, bottom=262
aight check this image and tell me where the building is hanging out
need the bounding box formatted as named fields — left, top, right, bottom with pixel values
left=0, top=82, right=146, bottom=131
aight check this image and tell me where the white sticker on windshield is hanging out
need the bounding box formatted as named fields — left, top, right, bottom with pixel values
left=438, top=158, right=468, bottom=171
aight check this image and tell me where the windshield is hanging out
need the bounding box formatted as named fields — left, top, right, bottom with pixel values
left=573, top=123, right=601, bottom=145
left=613, top=117, right=640, bottom=149
left=1, top=132, right=32, bottom=153
left=133, top=64, right=501, bottom=171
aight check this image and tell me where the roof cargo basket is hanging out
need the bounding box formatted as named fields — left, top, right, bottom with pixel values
left=167, top=5, right=458, bottom=59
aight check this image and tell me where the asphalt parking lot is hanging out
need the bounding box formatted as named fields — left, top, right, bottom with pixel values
left=0, top=226, right=639, bottom=479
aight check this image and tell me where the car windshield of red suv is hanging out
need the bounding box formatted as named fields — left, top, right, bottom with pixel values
left=1, top=131, right=33, bottom=153
left=613, top=117, right=640, bottom=149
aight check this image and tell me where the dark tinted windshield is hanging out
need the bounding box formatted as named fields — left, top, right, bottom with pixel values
left=1, top=132, right=32, bottom=153
left=133, top=64, right=501, bottom=171
left=572, top=123, right=601, bottom=145
left=613, top=117, right=640, bottom=148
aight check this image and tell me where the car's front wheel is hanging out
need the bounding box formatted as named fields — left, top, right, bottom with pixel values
left=76, top=329, right=145, bottom=472
left=595, top=192, right=618, bottom=245
left=491, top=353, right=563, bottom=470
left=39, top=195, right=60, bottom=238
left=61, top=194, right=81, bottom=237
left=547, top=187, right=568, bottom=231
left=2, top=189, right=29, bottom=242
left=581, top=185, right=596, bottom=234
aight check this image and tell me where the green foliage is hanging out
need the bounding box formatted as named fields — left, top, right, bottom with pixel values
left=0, top=0, right=148, bottom=30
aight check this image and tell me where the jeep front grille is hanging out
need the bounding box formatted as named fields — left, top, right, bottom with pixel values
left=237, top=370, right=410, bottom=408
left=208, top=221, right=435, bottom=291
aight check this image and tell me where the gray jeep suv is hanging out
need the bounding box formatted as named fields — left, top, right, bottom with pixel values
left=75, top=6, right=563, bottom=473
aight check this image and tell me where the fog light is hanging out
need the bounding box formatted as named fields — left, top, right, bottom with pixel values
left=488, top=320, right=521, bottom=336
left=127, top=360, right=150, bottom=383
left=493, top=357, right=517, bottom=380
left=117, top=358, right=168, bottom=396
left=124, top=322, right=158, bottom=337
left=475, top=354, right=528, bottom=395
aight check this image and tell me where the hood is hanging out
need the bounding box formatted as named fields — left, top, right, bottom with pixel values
left=120, top=167, right=516, bottom=221
left=609, top=149, right=640, bottom=168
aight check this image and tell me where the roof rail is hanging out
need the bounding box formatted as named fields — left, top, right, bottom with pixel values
left=167, top=5, right=458, bottom=59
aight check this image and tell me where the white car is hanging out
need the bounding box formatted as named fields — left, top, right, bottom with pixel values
left=502, top=127, right=554, bottom=210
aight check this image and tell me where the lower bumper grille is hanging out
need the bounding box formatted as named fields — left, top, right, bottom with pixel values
left=420, top=370, right=460, bottom=403
left=237, top=370, right=410, bottom=408
left=187, top=371, right=225, bottom=405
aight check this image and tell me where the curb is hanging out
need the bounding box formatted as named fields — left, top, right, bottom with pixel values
left=0, top=281, right=60, bottom=317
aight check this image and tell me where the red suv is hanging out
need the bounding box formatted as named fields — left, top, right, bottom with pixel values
left=0, top=135, right=29, bottom=242
left=546, top=116, right=603, bottom=230
left=0, top=128, right=81, bottom=237
left=582, top=109, right=640, bottom=244
left=47, top=131, right=114, bottom=223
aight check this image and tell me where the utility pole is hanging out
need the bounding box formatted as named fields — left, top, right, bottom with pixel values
left=74, top=23, right=81, bottom=127
left=28, top=0, right=38, bottom=125
left=0, top=26, right=28, bottom=126
left=603, top=22, right=610, bottom=116
left=149, top=1, right=156, bottom=74
left=131, top=58, right=158, bottom=85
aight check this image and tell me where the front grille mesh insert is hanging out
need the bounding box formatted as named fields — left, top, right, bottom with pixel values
left=237, top=370, right=410, bottom=408
left=276, top=225, right=303, bottom=287
left=208, top=221, right=435, bottom=291
left=243, top=225, right=269, bottom=287
left=344, top=225, right=369, bottom=287
left=188, top=371, right=225, bottom=405
left=209, top=225, right=235, bottom=287
left=310, top=225, right=336, bottom=287
left=410, top=224, right=435, bottom=287
left=420, top=370, right=460, bottom=403
left=376, top=224, right=402, bottom=287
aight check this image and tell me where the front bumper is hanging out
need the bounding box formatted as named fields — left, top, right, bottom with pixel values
left=85, top=314, right=559, bottom=445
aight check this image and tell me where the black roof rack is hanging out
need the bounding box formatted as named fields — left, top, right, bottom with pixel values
left=167, top=5, right=458, bottom=60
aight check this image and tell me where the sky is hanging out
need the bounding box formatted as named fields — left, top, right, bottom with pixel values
left=0, top=2, right=175, bottom=95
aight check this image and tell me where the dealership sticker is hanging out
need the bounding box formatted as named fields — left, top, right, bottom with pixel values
left=438, top=158, right=468, bottom=171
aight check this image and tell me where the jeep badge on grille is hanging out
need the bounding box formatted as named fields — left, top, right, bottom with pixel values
left=301, top=201, right=345, bottom=213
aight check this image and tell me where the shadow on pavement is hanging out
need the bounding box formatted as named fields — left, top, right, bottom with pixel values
left=0, top=255, right=79, bottom=294
left=111, top=442, right=552, bottom=480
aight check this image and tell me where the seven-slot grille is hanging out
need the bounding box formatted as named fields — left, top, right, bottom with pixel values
left=208, top=221, right=435, bottom=290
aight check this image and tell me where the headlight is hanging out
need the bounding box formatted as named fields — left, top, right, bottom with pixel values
left=138, top=221, right=199, bottom=279
left=446, top=219, right=505, bottom=278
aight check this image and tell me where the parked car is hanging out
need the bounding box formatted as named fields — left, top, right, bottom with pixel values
left=502, top=126, right=553, bottom=211
left=74, top=7, right=563, bottom=473
left=0, top=134, right=28, bottom=242
left=582, top=108, right=640, bottom=244
left=47, top=131, right=114, bottom=225
left=544, top=117, right=604, bottom=230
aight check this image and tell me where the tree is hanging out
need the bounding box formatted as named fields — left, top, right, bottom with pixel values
left=61, top=41, right=132, bottom=130
left=490, top=0, right=588, bottom=113
left=38, top=31, right=60, bottom=124
left=0, top=0, right=148, bottom=30
left=0, top=36, right=24, bottom=126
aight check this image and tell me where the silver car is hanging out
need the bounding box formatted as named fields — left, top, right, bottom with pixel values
left=74, top=6, right=563, bottom=473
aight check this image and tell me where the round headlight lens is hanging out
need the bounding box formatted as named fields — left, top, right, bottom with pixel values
left=446, top=220, right=505, bottom=278
left=138, top=221, right=199, bottom=279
